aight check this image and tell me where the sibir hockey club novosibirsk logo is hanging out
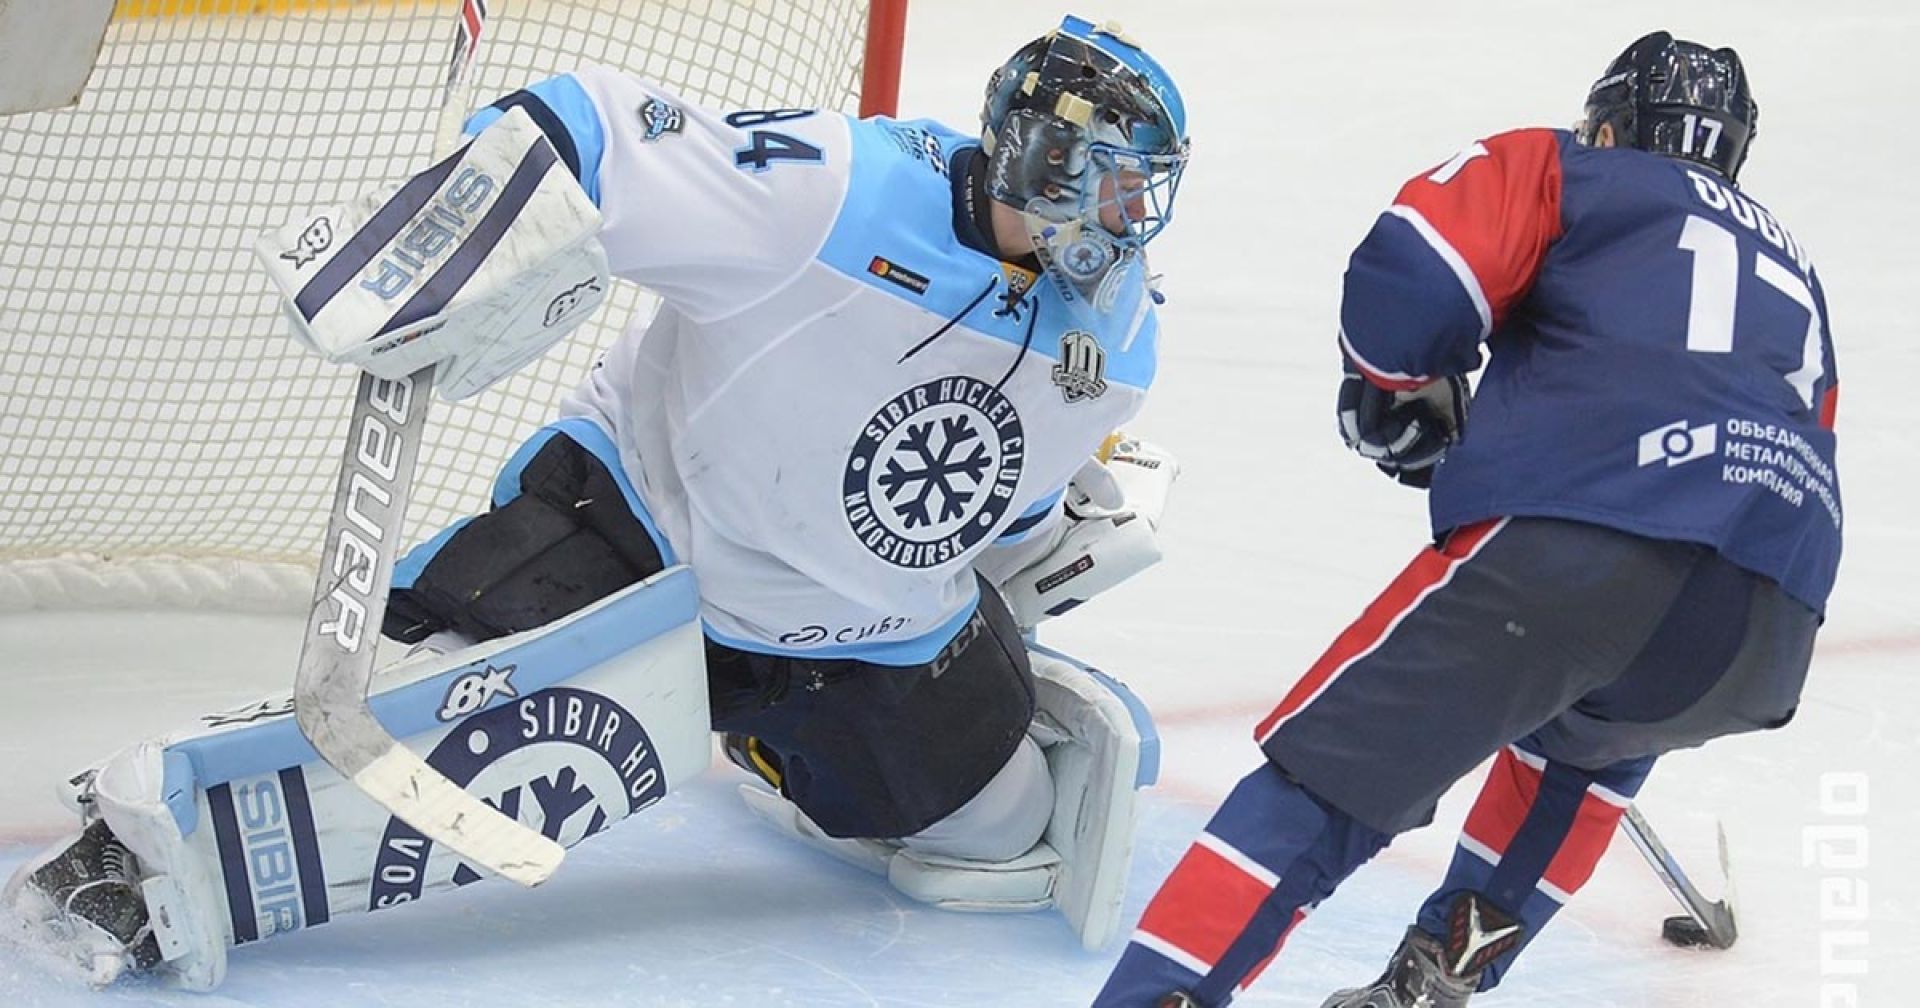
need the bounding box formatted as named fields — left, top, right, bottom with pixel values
left=369, top=687, right=667, bottom=909
left=844, top=377, right=1026, bottom=569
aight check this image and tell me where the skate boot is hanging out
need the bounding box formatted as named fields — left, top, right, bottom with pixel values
left=4, top=819, right=163, bottom=986
left=1321, top=893, right=1524, bottom=1008
left=721, top=732, right=786, bottom=790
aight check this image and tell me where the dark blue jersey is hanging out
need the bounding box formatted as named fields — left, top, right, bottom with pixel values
left=1340, top=128, right=1841, bottom=613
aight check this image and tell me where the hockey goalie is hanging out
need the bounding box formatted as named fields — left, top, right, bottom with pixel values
left=6, top=14, right=1189, bottom=991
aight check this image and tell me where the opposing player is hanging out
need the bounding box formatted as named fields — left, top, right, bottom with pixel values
left=1095, top=31, right=1839, bottom=1007
left=6, top=16, right=1187, bottom=989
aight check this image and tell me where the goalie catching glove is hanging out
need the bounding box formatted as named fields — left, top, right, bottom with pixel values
left=992, top=436, right=1180, bottom=630
left=1337, top=355, right=1469, bottom=488
left=254, top=106, right=609, bottom=401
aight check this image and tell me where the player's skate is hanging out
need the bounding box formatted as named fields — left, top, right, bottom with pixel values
left=4, top=820, right=163, bottom=986
left=1321, top=894, right=1523, bottom=1008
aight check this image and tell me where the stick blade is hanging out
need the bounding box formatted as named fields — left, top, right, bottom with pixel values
left=356, top=745, right=565, bottom=887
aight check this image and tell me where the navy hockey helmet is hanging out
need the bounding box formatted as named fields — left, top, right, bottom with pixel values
left=1576, top=31, right=1759, bottom=181
left=981, top=15, right=1188, bottom=283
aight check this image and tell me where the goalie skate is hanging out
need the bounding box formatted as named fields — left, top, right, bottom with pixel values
left=4, top=820, right=162, bottom=987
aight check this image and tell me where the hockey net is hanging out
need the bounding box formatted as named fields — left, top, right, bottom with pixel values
left=0, top=0, right=906, bottom=611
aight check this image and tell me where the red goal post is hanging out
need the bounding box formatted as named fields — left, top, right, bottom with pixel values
left=0, top=0, right=908, bottom=611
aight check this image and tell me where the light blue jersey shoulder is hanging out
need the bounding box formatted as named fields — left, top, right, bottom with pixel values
left=816, top=116, right=1158, bottom=394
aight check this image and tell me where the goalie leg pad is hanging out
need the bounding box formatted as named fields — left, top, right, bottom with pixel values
left=898, top=734, right=1052, bottom=863
left=1028, top=645, right=1158, bottom=950
left=733, top=645, right=1156, bottom=947
left=734, top=748, right=1062, bottom=914
left=24, top=567, right=709, bottom=990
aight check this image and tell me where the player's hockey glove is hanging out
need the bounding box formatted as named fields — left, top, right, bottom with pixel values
left=1337, top=358, right=1469, bottom=488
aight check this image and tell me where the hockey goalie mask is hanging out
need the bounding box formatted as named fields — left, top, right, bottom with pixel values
left=982, top=17, right=1189, bottom=323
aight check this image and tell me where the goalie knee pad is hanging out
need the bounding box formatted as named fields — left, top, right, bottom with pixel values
left=734, top=776, right=1063, bottom=916
left=386, top=418, right=668, bottom=644
left=1028, top=645, right=1158, bottom=949
left=733, top=644, right=1157, bottom=950
left=17, top=567, right=710, bottom=990
left=900, top=735, right=1052, bottom=863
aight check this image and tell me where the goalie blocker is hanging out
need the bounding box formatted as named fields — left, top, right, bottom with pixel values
left=3, top=569, right=711, bottom=990
left=992, top=437, right=1180, bottom=630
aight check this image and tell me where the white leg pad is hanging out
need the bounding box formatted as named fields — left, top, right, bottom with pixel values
left=737, top=783, right=1061, bottom=912
left=86, top=741, right=229, bottom=990
left=1029, top=645, right=1158, bottom=950
left=34, top=566, right=710, bottom=990
left=735, top=784, right=896, bottom=877
left=885, top=844, right=1060, bottom=912
left=733, top=645, right=1157, bottom=946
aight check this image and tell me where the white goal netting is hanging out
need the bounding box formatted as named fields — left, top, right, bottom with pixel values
left=0, top=0, right=897, bottom=611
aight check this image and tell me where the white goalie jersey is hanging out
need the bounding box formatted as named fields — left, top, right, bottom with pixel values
left=485, top=66, right=1160, bottom=665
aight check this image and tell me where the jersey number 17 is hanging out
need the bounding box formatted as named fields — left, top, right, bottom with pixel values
left=1676, top=215, right=1826, bottom=412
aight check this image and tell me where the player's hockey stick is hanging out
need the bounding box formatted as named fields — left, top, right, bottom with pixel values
left=1620, top=804, right=1737, bottom=949
left=291, top=0, right=563, bottom=888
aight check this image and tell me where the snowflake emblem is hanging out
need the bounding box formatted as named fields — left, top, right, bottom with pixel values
left=844, top=377, right=1025, bottom=568
left=879, top=416, right=992, bottom=527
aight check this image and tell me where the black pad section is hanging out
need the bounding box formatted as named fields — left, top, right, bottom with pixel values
left=707, top=577, right=1036, bottom=839
left=488, top=90, right=582, bottom=182
left=1573, top=548, right=1756, bottom=724
left=383, top=433, right=664, bottom=644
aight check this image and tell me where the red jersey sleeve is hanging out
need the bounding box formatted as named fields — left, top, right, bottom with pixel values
left=1338, top=128, right=1568, bottom=391
left=1393, top=128, right=1565, bottom=330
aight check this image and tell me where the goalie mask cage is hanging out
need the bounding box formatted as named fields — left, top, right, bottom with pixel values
left=0, top=0, right=907, bottom=611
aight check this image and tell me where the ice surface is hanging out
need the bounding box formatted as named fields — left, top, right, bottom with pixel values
left=1, top=0, right=1913, bottom=1004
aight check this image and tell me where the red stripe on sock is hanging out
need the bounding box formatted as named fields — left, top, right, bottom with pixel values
left=1137, top=841, right=1275, bottom=969
left=1541, top=791, right=1630, bottom=895
left=1460, top=746, right=1542, bottom=860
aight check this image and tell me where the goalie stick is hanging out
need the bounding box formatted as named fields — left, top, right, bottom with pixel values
left=1621, top=804, right=1738, bottom=949
left=292, top=0, right=564, bottom=888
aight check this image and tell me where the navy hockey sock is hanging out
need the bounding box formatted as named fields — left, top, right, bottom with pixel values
left=1094, top=763, right=1389, bottom=1007
left=1413, top=739, right=1653, bottom=989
